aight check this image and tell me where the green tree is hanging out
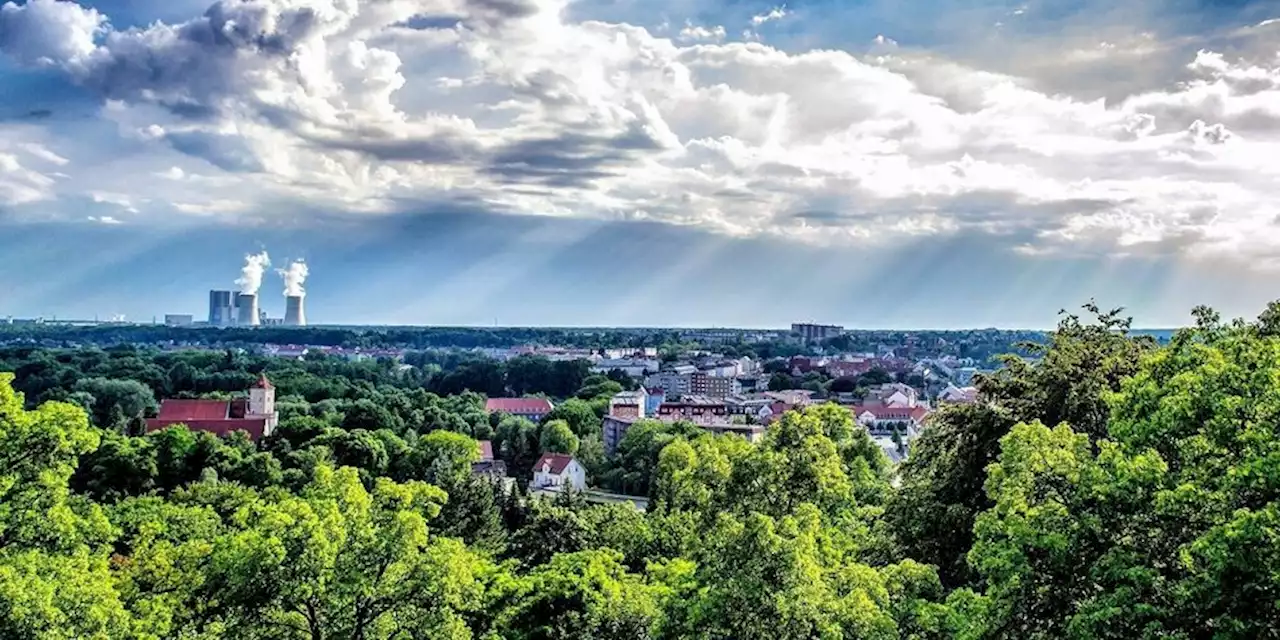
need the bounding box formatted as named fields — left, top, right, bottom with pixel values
left=538, top=420, right=580, bottom=455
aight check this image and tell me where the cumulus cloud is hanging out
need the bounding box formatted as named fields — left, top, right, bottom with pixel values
left=1, top=0, right=1279, bottom=262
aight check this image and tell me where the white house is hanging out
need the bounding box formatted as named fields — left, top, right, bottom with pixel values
left=530, top=453, right=587, bottom=492
left=938, top=384, right=979, bottom=404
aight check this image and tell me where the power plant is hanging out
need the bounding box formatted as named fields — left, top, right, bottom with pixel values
left=208, top=290, right=234, bottom=325
left=236, top=293, right=259, bottom=326
left=284, top=295, right=306, bottom=326
left=200, top=252, right=310, bottom=327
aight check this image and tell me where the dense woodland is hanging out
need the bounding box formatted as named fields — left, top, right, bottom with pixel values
left=0, top=323, right=1046, bottom=363
left=0, top=303, right=1276, bottom=638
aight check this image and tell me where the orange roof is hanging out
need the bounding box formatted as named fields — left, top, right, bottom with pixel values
left=156, top=399, right=230, bottom=421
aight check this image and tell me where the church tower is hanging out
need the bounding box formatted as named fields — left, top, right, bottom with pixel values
left=248, top=374, right=278, bottom=435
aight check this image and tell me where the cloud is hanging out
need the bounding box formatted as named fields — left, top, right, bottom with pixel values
left=0, top=151, right=55, bottom=205
left=750, top=6, right=788, bottom=26
left=0, top=0, right=105, bottom=67
left=0, top=0, right=1278, bottom=265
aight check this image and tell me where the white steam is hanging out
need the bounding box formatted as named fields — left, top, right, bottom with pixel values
left=278, top=259, right=309, bottom=297
left=234, top=251, right=271, bottom=295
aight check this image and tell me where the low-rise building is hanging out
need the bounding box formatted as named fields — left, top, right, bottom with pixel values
left=530, top=453, right=587, bottom=492
left=471, top=440, right=509, bottom=480
left=852, top=405, right=930, bottom=435
left=657, top=398, right=730, bottom=425
left=608, top=390, right=649, bottom=419
left=485, top=397, right=554, bottom=422
left=938, top=384, right=979, bottom=404
left=146, top=375, right=279, bottom=440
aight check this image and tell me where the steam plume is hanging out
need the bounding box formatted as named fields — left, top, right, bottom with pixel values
left=278, top=260, right=309, bottom=297
left=234, top=251, right=271, bottom=295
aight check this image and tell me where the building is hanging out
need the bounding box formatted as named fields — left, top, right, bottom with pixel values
left=485, top=397, right=554, bottom=422
left=603, top=415, right=638, bottom=454
left=471, top=440, right=509, bottom=480
left=691, top=371, right=739, bottom=398
left=608, top=390, right=649, bottom=419
left=791, top=323, right=845, bottom=342
left=644, top=387, right=665, bottom=416
left=530, top=453, right=587, bottom=492
left=657, top=398, right=729, bottom=425
left=145, top=375, right=279, bottom=440
left=938, top=384, right=979, bottom=404
left=164, top=314, right=193, bottom=326
left=208, top=290, right=234, bottom=326
left=853, top=405, right=930, bottom=435
left=701, top=422, right=767, bottom=444
left=591, top=357, right=659, bottom=378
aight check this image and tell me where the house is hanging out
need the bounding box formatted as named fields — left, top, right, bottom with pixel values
left=471, top=439, right=509, bottom=480
left=485, top=397, right=554, bottom=422
left=938, top=384, right=979, bottom=404
left=701, top=422, right=767, bottom=444
left=145, top=374, right=279, bottom=440
left=530, top=453, right=587, bottom=492
left=862, top=383, right=919, bottom=408
left=608, top=390, right=649, bottom=419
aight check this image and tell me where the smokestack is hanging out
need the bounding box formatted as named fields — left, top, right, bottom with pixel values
left=208, top=290, right=234, bottom=326
left=285, top=295, right=306, bottom=326
left=236, top=293, right=259, bottom=326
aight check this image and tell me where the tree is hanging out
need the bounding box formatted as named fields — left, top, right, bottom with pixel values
left=494, top=549, right=661, bottom=639
left=72, top=377, right=157, bottom=432
left=888, top=303, right=1154, bottom=587
left=538, top=420, right=580, bottom=455
left=542, top=399, right=599, bottom=439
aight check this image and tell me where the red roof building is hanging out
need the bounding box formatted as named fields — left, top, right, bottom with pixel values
left=532, top=453, right=576, bottom=475
left=485, top=397, right=554, bottom=420
left=145, top=376, right=279, bottom=441
left=477, top=440, right=494, bottom=461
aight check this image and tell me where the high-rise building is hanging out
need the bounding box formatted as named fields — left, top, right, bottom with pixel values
left=208, top=290, right=234, bottom=326
left=790, top=323, right=845, bottom=342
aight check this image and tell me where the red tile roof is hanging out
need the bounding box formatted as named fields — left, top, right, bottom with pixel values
left=533, top=453, right=576, bottom=475
left=145, top=418, right=268, bottom=440
left=156, top=399, right=230, bottom=421
left=477, top=440, right=494, bottom=461
left=252, top=374, right=274, bottom=390
left=485, top=397, right=553, bottom=415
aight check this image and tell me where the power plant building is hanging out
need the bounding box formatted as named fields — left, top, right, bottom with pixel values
left=208, top=290, right=234, bottom=326
left=236, top=293, right=259, bottom=326
left=284, top=295, right=306, bottom=326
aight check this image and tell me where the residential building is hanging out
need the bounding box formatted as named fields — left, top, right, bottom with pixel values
left=657, top=398, right=729, bottom=425
left=938, top=384, right=979, bottom=404
left=852, top=405, right=930, bottom=435
left=608, top=390, right=649, bottom=419
left=530, top=453, right=587, bottom=492
left=791, top=323, right=845, bottom=342
left=603, top=415, right=638, bottom=454
left=591, top=358, right=659, bottom=378
left=691, top=371, right=739, bottom=398
left=644, top=387, right=665, bottom=416
left=701, top=422, right=767, bottom=444
left=862, top=383, right=920, bottom=408
left=471, top=440, right=509, bottom=480
left=485, top=397, right=554, bottom=422
left=146, top=375, right=279, bottom=440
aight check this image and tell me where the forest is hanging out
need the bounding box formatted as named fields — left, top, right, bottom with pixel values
left=1, top=302, right=1277, bottom=639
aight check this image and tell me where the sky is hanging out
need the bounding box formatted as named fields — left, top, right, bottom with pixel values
left=0, top=0, right=1278, bottom=328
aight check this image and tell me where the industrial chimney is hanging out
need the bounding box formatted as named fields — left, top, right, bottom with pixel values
left=284, top=295, right=306, bottom=326
left=236, top=293, right=260, bottom=326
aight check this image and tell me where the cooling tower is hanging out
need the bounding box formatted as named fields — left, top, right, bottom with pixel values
left=208, top=290, right=234, bottom=326
left=284, top=295, right=306, bottom=326
left=236, top=293, right=260, bottom=326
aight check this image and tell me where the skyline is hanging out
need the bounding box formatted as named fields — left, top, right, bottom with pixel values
left=0, top=0, right=1278, bottom=327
